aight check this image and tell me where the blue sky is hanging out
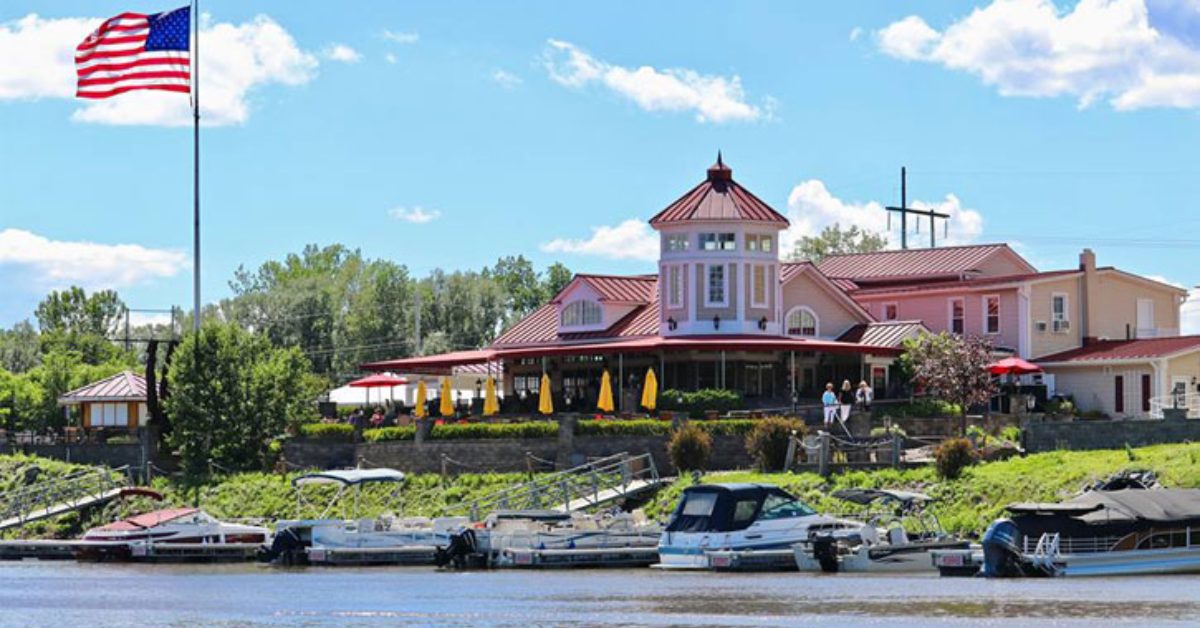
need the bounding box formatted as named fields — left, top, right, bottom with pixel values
left=2, top=0, right=1199, bottom=329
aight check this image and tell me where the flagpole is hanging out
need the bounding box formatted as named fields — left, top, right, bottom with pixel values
left=191, top=0, right=200, bottom=335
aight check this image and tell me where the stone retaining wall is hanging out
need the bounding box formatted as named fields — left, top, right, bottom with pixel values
left=1025, top=417, right=1200, bottom=453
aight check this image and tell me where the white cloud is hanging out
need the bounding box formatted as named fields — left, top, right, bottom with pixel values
left=542, top=39, right=770, bottom=123
left=781, top=180, right=984, bottom=255
left=875, top=0, right=1200, bottom=110
left=0, top=228, right=186, bottom=289
left=382, top=30, right=419, bottom=45
left=128, top=311, right=175, bottom=328
left=385, top=53, right=398, bottom=65
left=323, top=43, right=361, bottom=63
left=389, top=206, right=441, bottom=224
left=540, top=219, right=659, bottom=261
left=0, top=13, right=317, bottom=126
left=492, top=69, right=523, bottom=89
left=849, top=27, right=864, bottom=42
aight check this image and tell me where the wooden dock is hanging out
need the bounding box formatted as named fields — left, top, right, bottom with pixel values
left=500, top=546, right=660, bottom=568
left=0, top=539, right=262, bottom=562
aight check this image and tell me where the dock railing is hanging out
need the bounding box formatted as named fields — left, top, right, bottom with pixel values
left=0, top=466, right=130, bottom=530
left=446, top=452, right=662, bottom=521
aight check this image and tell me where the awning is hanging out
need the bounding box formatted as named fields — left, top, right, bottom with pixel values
left=361, top=349, right=498, bottom=374
left=292, top=468, right=406, bottom=488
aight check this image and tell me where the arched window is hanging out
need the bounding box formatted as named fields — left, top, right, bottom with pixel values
left=561, top=300, right=602, bottom=326
left=785, top=306, right=819, bottom=337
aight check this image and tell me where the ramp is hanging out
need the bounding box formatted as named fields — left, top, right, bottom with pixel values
left=0, top=466, right=135, bottom=531
left=447, top=452, right=664, bottom=520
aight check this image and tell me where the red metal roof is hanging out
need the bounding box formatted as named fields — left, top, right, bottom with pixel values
left=1038, top=337, right=1200, bottom=364
left=648, top=157, right=788, bottom=226
left=815, top=244, right=1033, bottom=282
left=58, top=370, right=146, bottom=404
left=362, top=349, right=498, bottom=373
left=491, top=303, right=559, bottom=346
left=848, top=270, right=1080, bottom=297
left=836, top=320, right=929, bottom=348
left=495, top=334, right=901, bottom=360
left=555, top=274, right=657, bottom=304
left=500, top=278, right=662, bottom=346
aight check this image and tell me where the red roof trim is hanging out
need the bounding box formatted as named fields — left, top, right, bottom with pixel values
left=1038, top=336, right=1200, bottom=364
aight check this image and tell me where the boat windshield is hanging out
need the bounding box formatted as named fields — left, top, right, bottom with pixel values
left=758, top=494, right=816, bottom=520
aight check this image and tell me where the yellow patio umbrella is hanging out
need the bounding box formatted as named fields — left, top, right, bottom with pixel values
left=597, top=369, right=615, bottom=413
left=641, top=368, right=658, bottom=411
left=537, top=373, right=554, bottom=415
left=439, top=377, right=455, bottom=417
left=483, top=377, right=500, bottom=416
left=414, top=380, right=428, bottom=419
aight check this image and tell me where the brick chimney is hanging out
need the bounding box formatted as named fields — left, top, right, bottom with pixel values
left=1080, top=248, right=1097, bottom=342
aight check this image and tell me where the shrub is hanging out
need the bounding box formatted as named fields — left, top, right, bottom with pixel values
left=577, top=419, right=671, bottom=437
left=935, top=438, right=978, bottom=480
left=693, top=419, right=758, bottom=436
left=869, top=425, right=907, bottom=439
left=659, top=388, right=743, bottom=419
left=874, top=398, right=962, bottom=418
left=428, top=422, right=557, bottom=440
left=999, top=425, right=1022, bottom=444
left=298, top=423, right=354, bottom=442
left=668, top=424, right=712, bottom=472
left=362, top=426, right=417, bottom=442
left=745, top=417, right=806, bottom=471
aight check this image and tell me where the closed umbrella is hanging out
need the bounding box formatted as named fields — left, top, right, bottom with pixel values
left=439, top=377, right=454, bottom=417
left=483, top=377, right=500, bottom=416
left=640, top=368, right=658, bottom=411
left=597, top=370, right=615, bottom=413
left=414, top=380, right=428, bottom=419
left=538, top=373, right=554, bottom=415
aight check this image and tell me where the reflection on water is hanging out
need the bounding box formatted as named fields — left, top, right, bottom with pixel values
left=2, top=562, right=1200, bottom=627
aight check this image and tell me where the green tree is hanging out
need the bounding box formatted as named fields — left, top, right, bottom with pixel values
left=901, top=332, right=996, bottom=435
left=165, top=323, right=318, bottom=482
left=491, top=255, right=544, bottom=325
left=22, top=350, right=133, bottom=431
left=789, top=223, right=887, bottom=262
left=543, top=262, right=574, bottom=301
left=35, top=287, right=127, bottom=364
left=0, top=320, right=41, bottom=373
left=0, top=368, right=45, bottom=432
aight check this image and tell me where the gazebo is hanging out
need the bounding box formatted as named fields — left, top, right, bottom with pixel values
left=57, top=370, right=148, bottom=434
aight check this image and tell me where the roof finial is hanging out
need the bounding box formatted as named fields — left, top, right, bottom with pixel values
left=717, top=150, right=723, bottom=168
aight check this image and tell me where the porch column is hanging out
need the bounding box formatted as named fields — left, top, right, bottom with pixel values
left=720, top=350, right=726, bottom=390
left=618, top=353, right=624, bottom=413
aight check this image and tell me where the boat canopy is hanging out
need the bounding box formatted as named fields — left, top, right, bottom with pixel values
left=292, top=468, right=406, bottom=488
left=1008, top=489, right=1200, bottom=525
left=833, top=488, right=933, bottom=506
left=665, top=484, right=813, bottom=534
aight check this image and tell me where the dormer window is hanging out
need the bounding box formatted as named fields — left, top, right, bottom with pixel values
left=785, top=306, right=819, bottom=337
left=700, top=233, right=735, bottom=251
left=746, top=234, right=773, bottom=253
left=664, top=234, right=690, bottom=252
left=561, top=300, right=602, bottom=327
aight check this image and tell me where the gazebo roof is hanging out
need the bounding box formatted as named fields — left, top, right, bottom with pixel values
left=648, top=155, right=789, bottom=227
left=58, top=370, right=147, bottom=405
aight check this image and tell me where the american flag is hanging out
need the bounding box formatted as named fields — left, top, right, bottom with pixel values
left=76, top=6, right=191, bottom=99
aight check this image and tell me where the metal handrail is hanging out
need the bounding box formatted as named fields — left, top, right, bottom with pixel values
left=0, top=466, right=129, bottom=527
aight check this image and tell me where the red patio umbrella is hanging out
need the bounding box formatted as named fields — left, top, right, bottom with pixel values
left=987, top=357, right=1042, bottom=376
left=347, top=373, right=409, bottom=407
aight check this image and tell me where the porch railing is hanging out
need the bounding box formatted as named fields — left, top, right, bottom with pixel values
left=1149, top=393, right=1200, bottom=419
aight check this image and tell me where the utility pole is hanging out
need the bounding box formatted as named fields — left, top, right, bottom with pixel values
left=886, top=167, right=950, bottom=249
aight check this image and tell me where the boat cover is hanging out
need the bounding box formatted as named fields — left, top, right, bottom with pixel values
left=293, top=468, right=406, bottom=487
left=1007, top=489, right=1200, bottom=524
left=833, top=489, right=933, bottom=506
left=665, top=484, right=800, bottom=534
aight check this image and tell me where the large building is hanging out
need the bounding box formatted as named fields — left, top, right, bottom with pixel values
left=367, top=157, right=1200, bottom=418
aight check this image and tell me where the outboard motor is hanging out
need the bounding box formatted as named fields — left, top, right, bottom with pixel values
left=981, top=519, right=1027, bottom=578
left=261, top=527, right=306, bottom=565
left=810, top=535, right=840, bottom=573
left=435, top=528, right=478, bottom=569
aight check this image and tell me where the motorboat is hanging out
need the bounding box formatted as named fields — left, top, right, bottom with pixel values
left=265, top=468, right=467, bottom=566
left=656, top=484, right=864, bottom=570
left=437, top=508, right=662, bottom=569
left=982, top=488, right=1200, bottom=577
left=77, top=507, right=270, bottom=561
left=793, top=488, right=969, bottom=573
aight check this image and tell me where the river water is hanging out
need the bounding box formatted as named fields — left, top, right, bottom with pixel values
left=3, top=562, right=1200, bottom=626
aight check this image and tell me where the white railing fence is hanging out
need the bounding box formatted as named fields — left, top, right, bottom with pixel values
left=1149, top=392, right=1200, bottom=419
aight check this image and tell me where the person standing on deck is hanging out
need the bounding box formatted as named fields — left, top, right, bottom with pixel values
left=821, top=383, right=838, bottom=428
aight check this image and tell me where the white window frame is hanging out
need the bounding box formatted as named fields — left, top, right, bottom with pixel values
left=948, top=297, right=965, bottom=335
left=750, top=264, right=768, bottom=308
left=705, top=264, right=728, bottom=307
left=664, top=233, right=689, bottom=252
left=1051, top=292, right=1068, bottom=322
left=784, top=306, right=819, bottom=338
left=745, top=234, right=773, bottom=253
left=665, top=265, right=684, bottom=310
left=560, top=300, right=602, bottom=327
left=881, top=302, right=899, bottom=321
left=700, top=232, right=736, bottom=252
left=983, top=294, right=1001, bottom=335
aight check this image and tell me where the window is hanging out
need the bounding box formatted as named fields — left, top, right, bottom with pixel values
left=700, top=232, right=735, bottom=251
left=745, top=234, right=773, bottom=253
left=732, top=500, right=760, bottom=523
left=680, top=492, right=717, bottom=516
left=949, top=298, right=965, bottom=334
left=1051, top=293, right=1068, bottom=322
left=706, top=264, right=727, bottom=306
left=1142, top=374, right=1152, bottom=413
left=1115, top=375, right=1125, bottom=414
left=751, top=264, right=767, bottom=308
left=514, top=375, right=540, bottom=395
left=882, top=302, right=899, bottom=321
left=759, top=494, right=815, bottom=520
left=785, top=307, right=818, bottom=337
left=88, top=403, right=128, bottom=427
left=984, top=295, right=1001, bottom=335
left=560, top=300, right=602, bottom=326
left=666, top=265, right=684, bottom=309
left=664, top=234, right=689, bottom=252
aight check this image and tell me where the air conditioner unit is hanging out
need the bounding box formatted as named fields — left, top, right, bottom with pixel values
left=1035, top=321, right=1048, bottom=332
left=1053, top=320, right=1071, bottom=333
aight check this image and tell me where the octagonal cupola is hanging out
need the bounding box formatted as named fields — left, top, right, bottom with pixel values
left=649, top=154, right=789, bottom=336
